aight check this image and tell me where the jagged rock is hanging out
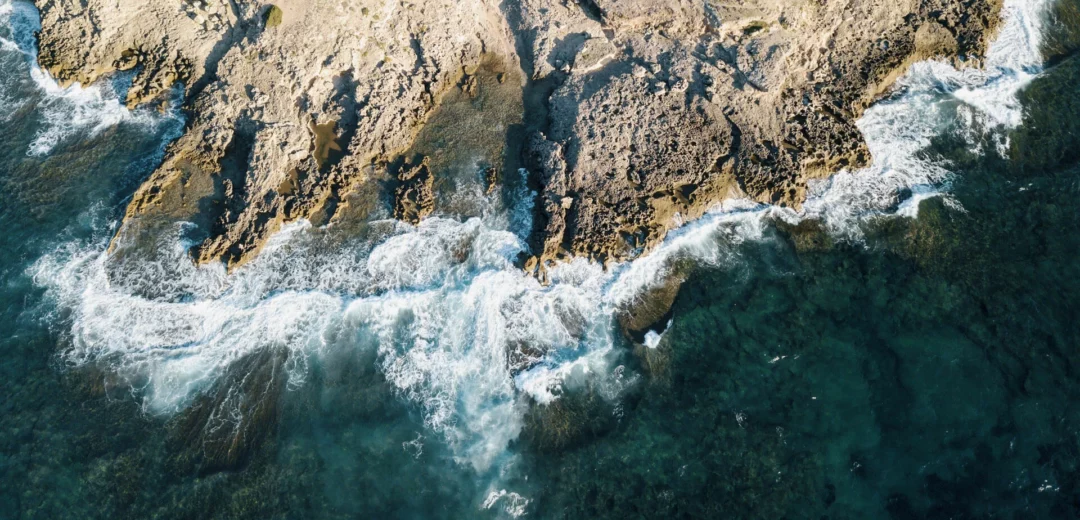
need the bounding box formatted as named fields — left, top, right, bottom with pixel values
left=573, top=37, right=618, bottom=74
left=394, top=157, right=435, bottom=224
left=33, top=0, right=1004, bottom=274
left=616, top=271, right=686, bottom=343
left=508, top=0, right=1004, bottom=269
left=35, top=0, right=515, bottom=269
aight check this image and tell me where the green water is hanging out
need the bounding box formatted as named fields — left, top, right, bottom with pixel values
left=3, top=1, right=1080, bottom=519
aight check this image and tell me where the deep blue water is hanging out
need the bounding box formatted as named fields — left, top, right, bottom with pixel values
left=2, top=1, right=1080, bottom=519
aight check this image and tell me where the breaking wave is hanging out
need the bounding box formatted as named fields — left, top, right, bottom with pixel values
left=800, top=0, right=1050, bottom=235
left=0, top=0, right=178, bottom=155
left=33, top=182, right=773, bottom=474
left=19, top=0, right=1052, bottom=514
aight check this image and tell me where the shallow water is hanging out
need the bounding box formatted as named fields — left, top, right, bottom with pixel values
left=2, top=0, right=1080, bottom=518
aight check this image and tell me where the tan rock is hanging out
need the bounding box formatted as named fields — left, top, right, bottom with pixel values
left=32, top=0, right=1004, bottom=273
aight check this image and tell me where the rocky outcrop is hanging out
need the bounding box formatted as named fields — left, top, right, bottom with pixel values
left=168, top=347, right=288, bottom=474
left=32, top=0, right=1004, bottom=271
left=34, top=0, right=517, bottom=268
left=511, top=0, right=1004, bottom=269
left=393, top=156, right=434, bottom=224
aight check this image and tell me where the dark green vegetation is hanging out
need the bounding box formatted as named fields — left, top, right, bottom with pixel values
left=264, top=5, right=283, bottom=29
left=3, top=2, right=1080, bottom=519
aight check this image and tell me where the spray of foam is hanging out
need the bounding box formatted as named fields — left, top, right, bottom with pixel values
left=800, top=0, right=1050, bottom=236
left=0, top=0, right=177, bottom=155
left=25, top=0, right=1053, bottom=515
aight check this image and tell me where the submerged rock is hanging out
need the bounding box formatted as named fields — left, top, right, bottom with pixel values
left=521, top=376, right=623, bottom=452
left=616, top=269, right=685, bottom=343
left=167, top=347, right=288, bottom=475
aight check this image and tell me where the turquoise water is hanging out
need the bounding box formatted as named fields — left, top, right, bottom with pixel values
left=2, top=0, right=1080, bottom=518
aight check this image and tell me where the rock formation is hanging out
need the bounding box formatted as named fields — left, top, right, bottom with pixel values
left=33, top=0, right=1004, bottom=271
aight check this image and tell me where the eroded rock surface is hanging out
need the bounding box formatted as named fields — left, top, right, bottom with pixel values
left=35, top=0, right=516, bottom=268
left=393, top=156, right=434, bottom=224
left=33, top=0, right=1004, bottom=271
left=511, top=0, right=1003, bottom=268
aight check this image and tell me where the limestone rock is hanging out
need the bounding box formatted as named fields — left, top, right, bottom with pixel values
left=394, top=157, right=435, bottom=225
left=508, top=0, right=1004, bottom=268
left=32, top=0, right=1004, bottom=274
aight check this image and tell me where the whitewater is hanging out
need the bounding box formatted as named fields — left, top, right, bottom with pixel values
left=4, top=0, right=1052, bottom=514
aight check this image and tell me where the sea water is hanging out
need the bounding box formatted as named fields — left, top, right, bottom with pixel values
left=2, top=0, right=1078, bottom=518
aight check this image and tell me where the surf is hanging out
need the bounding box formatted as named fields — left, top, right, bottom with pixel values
left=18, top=0, right=1055, bottom=515
left=0, top=0, right=180, bottom=156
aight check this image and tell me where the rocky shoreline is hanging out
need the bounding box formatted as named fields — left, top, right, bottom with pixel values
left=33, top=0, right=1004, bottom=273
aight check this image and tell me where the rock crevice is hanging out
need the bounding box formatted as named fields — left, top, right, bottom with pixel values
left=33, top=0, right=1004, bottom=271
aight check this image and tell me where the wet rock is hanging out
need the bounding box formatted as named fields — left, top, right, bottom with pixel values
left=34, top=0, right=1005, bottom=273
left=394, top=157, right=435, bottom=224
left=507, top=341, right=548, bottom=374
left=616, top=270, right=686, bottom=344
left=167, top=347, right=288, bottom=475
left=521, top=377, right=621, bottom=452
left=34, top=0, right=518, bottom=269
left=776, top=218, right=835, bottom=254
left=512, top=0, right=1004, bottom=267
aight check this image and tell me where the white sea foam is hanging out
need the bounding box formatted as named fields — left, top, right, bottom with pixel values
left=0, top=0, right=176, bottom=155
left=22, top=0, right=1054, bottom=511
left=642, top=319, right=672, bottom=349
left=800, top=0, right=1052, bottom=237
left=482, top=489, right=530, bottom=518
